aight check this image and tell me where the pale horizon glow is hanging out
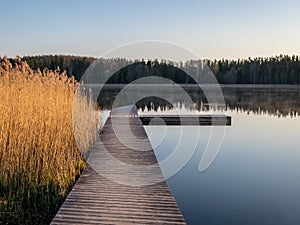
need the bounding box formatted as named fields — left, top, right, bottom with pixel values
left=0, top=0, right=299, bottom=60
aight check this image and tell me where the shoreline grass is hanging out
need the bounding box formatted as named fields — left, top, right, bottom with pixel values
left=0, top=56, right=97, bottom=224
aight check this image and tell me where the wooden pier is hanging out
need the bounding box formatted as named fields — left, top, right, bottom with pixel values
left=51, top=105, right=231, bottom=224
left=140, top=114, right=231, bottom=126
left=51, top=106, right=186, bottom=225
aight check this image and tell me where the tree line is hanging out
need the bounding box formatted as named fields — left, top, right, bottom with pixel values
left=208, top=55, right=300, bottom=84
left=2, top=54, right=299, bottom=84
left=22, top=55, right=96, bottom=81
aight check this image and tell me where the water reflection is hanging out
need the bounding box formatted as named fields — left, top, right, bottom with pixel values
left=98, top=85, right=300, bottom=117
left=223, top=87, right=300, bottom=117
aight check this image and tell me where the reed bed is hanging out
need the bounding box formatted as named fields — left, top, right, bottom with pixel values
left=0, top=56, right=97, bottom=224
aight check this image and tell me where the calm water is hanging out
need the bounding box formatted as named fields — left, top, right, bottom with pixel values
left=99, top=86, right=300, bottom=225
left=145, top=111, right=300, bottom=225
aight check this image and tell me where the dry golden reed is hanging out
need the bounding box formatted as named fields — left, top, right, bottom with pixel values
left=0, top=56, right=97, bottom=224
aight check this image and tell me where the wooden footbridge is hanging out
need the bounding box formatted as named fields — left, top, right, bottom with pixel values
left=51, top=105, right=230, bottom=225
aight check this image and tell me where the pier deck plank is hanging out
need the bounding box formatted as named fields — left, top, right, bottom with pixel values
left=51, top=105, right=186, bottom=225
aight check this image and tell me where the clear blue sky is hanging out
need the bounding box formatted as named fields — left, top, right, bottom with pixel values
left=0, top=0, right=299, bottom=59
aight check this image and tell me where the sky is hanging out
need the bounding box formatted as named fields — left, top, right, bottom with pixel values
left=0, top=0, right=300, bottom=60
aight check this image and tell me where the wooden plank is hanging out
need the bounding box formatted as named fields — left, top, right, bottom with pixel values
left=51, top=105, right=186, bottom=225
left=139, top=114, right=231, bottom=126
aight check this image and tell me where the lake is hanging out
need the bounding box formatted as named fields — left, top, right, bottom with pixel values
left=99, top=85, right=300, bottom=225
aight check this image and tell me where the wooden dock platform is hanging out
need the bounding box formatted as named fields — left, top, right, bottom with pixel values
left=139, top=114, right=231, bottom=126
left=51, top=105, right=186, bottom=225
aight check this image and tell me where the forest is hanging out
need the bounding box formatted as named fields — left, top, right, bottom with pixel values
left=2, top=54, right=300, bottom=84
